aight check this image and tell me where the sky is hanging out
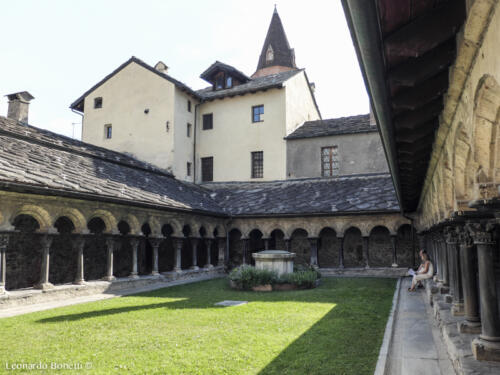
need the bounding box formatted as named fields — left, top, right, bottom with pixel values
left=0, top=0, right=369, bottom=139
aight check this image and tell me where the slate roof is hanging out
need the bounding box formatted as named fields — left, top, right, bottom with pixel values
left=0, top=116, right=224, bottom=215
left=285, top=114, right=375, bottom=139
left=197, top=69, right=302, bottom=100
left=256, top=8, right=297, bottom=71
left=203, top=174, right=400, bottom=216
left=70, top=56, right=200, bottom=112
left=0, top=116, right=399, bottom=217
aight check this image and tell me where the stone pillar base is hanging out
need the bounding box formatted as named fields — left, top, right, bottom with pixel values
left=204, top=264, right=214, bottom=269
left=102, top=276, right=115, bottom=282
left=151, top=271, right=160, bottom=277
left=391, top=263, right=398, bottom=268
left=458, top=321, right=482, bottom=334
left=73, top=280, right=86, bottom=286
left=35, top=282, right=54, bottom=290
left=451, top=303, right=465, bottom=316
left=0, top=285, right=6, bottom=294
left=190, top=266, right=199, bottom=271
left=440, top=286, right=450, bottom=295
left=128, top=273, right=139, bottom=279
left=472, top=337, right=500, bottom=362
left=173, top=267, right=182, bottom=273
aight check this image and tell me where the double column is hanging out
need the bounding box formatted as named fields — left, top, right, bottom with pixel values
left=0, top=233, right=10, bottom=294
left=466, top=221, right=500, bottom=361
left=444, top=226, right=464, bottom=315
left=36, top=234, right=54, bottom=290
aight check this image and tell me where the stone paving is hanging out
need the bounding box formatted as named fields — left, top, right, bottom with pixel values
left=387, top=277, right=455, bottom=375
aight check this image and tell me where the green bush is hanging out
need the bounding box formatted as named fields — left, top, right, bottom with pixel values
left=229, top=265, right=320, bottom=290
left=279, top=270, right=319, bottom=289
left=229, top=265, right=277, bottom=290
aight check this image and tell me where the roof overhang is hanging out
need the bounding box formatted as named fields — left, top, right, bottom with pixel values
left=341, top=0, right=465, bottom=213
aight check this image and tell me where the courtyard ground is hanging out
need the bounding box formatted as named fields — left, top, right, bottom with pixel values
left=0, top=277, right=395, bottom=375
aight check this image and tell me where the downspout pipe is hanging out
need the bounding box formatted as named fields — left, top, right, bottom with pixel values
left=71, top=109, right=84, bottom=139
left=193, top=103, right=200, bottom=184
left=341, top=0, right=403, bottom=213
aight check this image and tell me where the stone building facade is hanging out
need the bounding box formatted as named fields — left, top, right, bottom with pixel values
left=343, top=0, right=500, bottom=366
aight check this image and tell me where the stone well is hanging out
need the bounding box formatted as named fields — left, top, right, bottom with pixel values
left=252, top=250, right=295, bottom=276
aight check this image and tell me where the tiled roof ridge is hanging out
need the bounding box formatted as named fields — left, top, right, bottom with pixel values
left=0, top=116, right=175, bottom=179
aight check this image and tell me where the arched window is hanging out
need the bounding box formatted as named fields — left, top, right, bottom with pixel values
left=266, top=45, right=274, bottom=63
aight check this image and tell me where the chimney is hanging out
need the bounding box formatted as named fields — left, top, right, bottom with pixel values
left=154, top=61, right=169, bottom=74
left=6, top=91, right=34, bottom=123
left=309, top=82, right=316, bottom=93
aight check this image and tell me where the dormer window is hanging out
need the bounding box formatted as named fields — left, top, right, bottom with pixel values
left=226, top=76, right=233, bottom=88
left=216, top=75, right=224, bottom=90
left=266, top=45, right=274, bottom=63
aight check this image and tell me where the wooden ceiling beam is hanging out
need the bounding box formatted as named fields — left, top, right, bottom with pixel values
left=393, top=100, right=442, bottom=129
left=392, top=71, right=448, bottom=110
left=384, top=0, right=465, bottom=66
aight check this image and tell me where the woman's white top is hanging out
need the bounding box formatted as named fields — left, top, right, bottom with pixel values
left=427, top=262, right=434, bottom=276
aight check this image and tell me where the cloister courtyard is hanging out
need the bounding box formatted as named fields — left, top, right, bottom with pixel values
left=0, top=277, right=395, bottom=375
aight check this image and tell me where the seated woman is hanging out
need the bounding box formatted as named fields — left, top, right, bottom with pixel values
left=408, top=251, right=433, bottom=292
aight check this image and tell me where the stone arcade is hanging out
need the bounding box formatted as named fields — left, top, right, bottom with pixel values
left=343, top=0, right=500, bottom=368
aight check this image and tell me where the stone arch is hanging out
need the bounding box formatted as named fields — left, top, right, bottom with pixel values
left=10, top=205, right=51, bottom=231
left=453, top=122, right=472, bottom=202
left=88, top=209, right=117, bottom=234
left=51, top=217, right=78, bottom=285
left=116, top=214, right=141, bottom=235
left=146, top=217, right=162, bottom=237
left=368, top=225, right=392, bottom=267
left=213, top=224, right=226, bottom=238
left=248, top=229, right=264, bottom=264
left=343, top=226, right=364, bottom=268
left=473, top=75, right=500, bottom=187
left=269, top=228, right=286, bottom=249
left=53, top=208, right=86, bottom=233
left=318, top=227, right=339, bottom=268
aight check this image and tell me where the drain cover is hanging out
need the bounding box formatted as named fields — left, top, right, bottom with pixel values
left=214, top=300, right=248, bottom=307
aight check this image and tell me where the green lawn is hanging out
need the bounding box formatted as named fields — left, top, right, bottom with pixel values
left=0, top=277, right=395, bottom=375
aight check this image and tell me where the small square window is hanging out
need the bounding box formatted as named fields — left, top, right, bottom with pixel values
left=94, top=97, right=103, bottom=109
left=251, top=151, right=263, bottom=178
left=203, top=113, right=213, bottom=130
left=188, top=100, right=192, bottom=112
left=187, top=162, right=192, bottom=177
left=252, top=105, right=264, bottom=123
left=187, top=123, right=192, bottom=137
left=104, top=124, right=112, bottom=139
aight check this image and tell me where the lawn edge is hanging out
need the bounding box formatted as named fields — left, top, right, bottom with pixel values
left=374, top=277, right=402, bottom=375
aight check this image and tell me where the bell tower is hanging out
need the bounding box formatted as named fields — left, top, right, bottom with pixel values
left=252, top=6, right=297, bottom=78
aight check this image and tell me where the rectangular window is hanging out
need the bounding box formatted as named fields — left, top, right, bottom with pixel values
left=202, top=113, right=213, bottom=130
left=187, top=123, right=192, bottom=137
left=201, top=157, right=213, bottom=182
left=94, top=97, right=103, bottom=109
left=252, top=105, right=264, bottom=123
left=226, top=76, right=232, bottom=88
left=251, top=151, right=264, bottom=178
left=187, top=100, right=191, bottom=112
left=321, top=146, right=339, bottom=177
left=187, top=162, right=192, bottom=177
left=104, top=124, right=112, bottom=139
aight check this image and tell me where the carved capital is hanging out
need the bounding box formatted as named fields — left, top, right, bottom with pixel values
left=457, top=227, right=473, bottom=247
left=466, top=221, right=496, bottom=245
left=40, top=234, right=54, bottom=250
left=105, top=236, right=116, bottom=250
left=444, top=226, right=458, bottom=244
left=73, top=235, right=86, bottom=251
left=0, top=233, right=10, bottom=251
left=173, top=237, right=184, bottom=250
left=148, top=237, right=163, bottom=248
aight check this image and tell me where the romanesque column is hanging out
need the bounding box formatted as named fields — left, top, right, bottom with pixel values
left=149, top=237, right=161, bottom=276
left=129, top=238, right=139, bottom=279
left=363, top=236, right=370, bottom=268
left=467, top=221, right=500, bottom=361
left=190, top=238, right=199, bottom=270
left=36, top=234, right=54, bottom=290
left=433, top=232, right=442, bottom=283
left=242, top=238, right=249, bottom=265
left=458, top=228, right=481, bottom=334
left=173, top=237, right=183, bottom=272
left=444, top=226, right=457, bottom=302
left=440, top=233, right=450, bottom=288
left=263, top=238, right=270, bottom=250
left=284, top=238, right=291, bottom=252
left=390, top=234, right=398, bottom=267
left=308, top=237, right=318, bottom=268
left=338, top=236, right=344, bottom=268
left=217, top=237, right=225, bottom=267
left=0, top=233, right=10, bottom=294
left=104, top=237, right=116, bottom=281
left=447, top=226, right=464, bottom=315
left=74, top=235, right=86, bottom=285
left=205, top=239, right=213, bottom=268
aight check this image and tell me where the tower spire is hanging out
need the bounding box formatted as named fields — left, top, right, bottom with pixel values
left=252, top=7, right=297, bottom=78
